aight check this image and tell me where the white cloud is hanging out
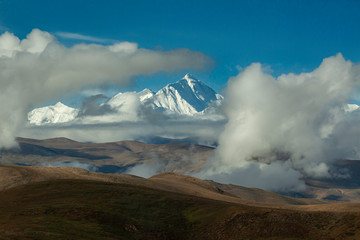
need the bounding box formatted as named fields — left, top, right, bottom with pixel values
left=20, top=119, right=223, bottom=147
left=197, top=54, right=360, bottom=191
left=0, top=29, right=55, bottom=57
left=109, top=42, right=138, bottom=54
left=56, top=32, right=114, bottom=43
left=0, top=31, right=20, bottom=57
left=21, top=29, right=55, bottom=53
left=0, top=28, right=212, bottom=148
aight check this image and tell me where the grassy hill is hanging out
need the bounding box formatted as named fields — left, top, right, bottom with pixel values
left=0, top=179, right=359, bottom=239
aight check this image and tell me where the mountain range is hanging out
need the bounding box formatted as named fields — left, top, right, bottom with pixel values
left=28, top=74, right=224, bottom=125
left=2, top=136, right=360, bottom=202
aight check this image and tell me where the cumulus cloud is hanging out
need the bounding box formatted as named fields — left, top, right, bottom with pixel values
left=0, top=28, right=212, bottom=148
left=197, top=54, right=360, bottom=192
left=73, top=92, right=143, bottom=124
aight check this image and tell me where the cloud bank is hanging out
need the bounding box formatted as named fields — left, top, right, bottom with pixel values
left=0, top=28, right=212, bottom=148
left=197, top=54, right=360, bottom=192
left=21, top=119, right=223, bottom=147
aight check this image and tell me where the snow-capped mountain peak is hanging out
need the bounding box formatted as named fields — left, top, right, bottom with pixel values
left=151, top=74, right=220, bottom=114
left=28, top=102, right=79, bottom=125
left=182, top=73, right=198, bottom=88
left=53, top=101, right=76, bottom=111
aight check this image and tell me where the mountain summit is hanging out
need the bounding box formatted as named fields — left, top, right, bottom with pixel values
left=28, top=102, right=79, bottom=125
left=27, top=74, right=224, bottom=125
left=150, top=74, right=222, bottom=114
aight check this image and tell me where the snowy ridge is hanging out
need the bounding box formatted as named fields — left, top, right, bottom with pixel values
left=138, top=89, right=155, bottom=102
left=28, top=102, right=79, bottom=125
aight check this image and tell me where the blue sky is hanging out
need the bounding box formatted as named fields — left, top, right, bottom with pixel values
left=1, top=0, right=360, bottom=96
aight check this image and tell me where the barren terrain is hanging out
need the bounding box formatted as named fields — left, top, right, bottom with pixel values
left=0, top=165, right=359, bottom=239
left=1, top=138, right=360, bottom=238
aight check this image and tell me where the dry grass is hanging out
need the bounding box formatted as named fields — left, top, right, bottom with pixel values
left=0, top=179, right=359, bottom=239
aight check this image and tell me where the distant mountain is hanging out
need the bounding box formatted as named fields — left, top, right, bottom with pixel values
left=27, top=74, right=224, bottom=125
left=27, top=73, right=360, bottom=126
left=106, top=74, right=222, bottom=115
left=28, top=102, right=79, bottom=126
left=149, top=74, right=223, bottom=115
